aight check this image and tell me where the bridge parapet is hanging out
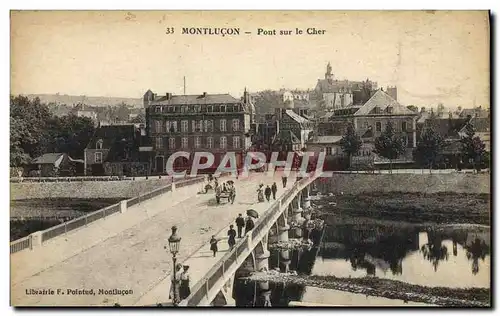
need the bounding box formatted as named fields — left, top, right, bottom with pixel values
left=9, top=174, right=232, bottom=254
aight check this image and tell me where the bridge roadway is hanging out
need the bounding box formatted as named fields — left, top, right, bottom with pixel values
left=11, top=171, right=293, bottom=306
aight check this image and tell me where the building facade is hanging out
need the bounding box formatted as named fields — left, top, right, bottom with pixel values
left=144, top=90, right=255, bottom=173
left=84, top=124, right=149, bottom=176
left=313, top=62, right=378, bottom=109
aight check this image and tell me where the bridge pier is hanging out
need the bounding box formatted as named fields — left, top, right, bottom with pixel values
left=301, top=186, right=311, bottom=209
left=279, top=249, right=291, bottom=273
left=291, top=195, right=304, bottom=238
left=258, top=283, right=272, bottom=307
left=254, top=240, right=270, bottom=272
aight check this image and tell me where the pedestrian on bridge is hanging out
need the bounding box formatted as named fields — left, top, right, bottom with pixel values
left=271, top=182, right=277, bottom=200
left=245, top=216, right=255, bottom=235
left=180, top=265, right=191, bottom=300
left=227, top=225, right=236, bottom=250
left=210, top=235, right=220, bottom=257
left=282, top=175, right=288, bottom=188
left=235, top=214, right=245, bottom=238
left=264, top=185, right=272, bottom=202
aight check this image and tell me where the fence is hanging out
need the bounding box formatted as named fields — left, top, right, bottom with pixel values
left=10, top=175, right=218, bottom=254
left=10, top=235, right=32, bottom=254
left=182, top=172, right=317, bottom=306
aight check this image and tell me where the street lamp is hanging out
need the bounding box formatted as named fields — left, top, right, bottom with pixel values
left=165, top=225, right=181, bottom=306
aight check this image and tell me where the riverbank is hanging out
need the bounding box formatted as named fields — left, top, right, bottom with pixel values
left=244, top=272, right=490, bottom=307
left=312, top=192, right=490, bottom=226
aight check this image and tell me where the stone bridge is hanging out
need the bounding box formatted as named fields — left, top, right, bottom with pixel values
left=172, top=172, right=319, bottom=306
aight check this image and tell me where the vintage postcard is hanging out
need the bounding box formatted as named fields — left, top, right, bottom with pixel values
left=9, top=10, right=491, bottom=307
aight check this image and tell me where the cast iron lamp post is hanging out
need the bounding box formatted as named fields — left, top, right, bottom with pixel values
left=165, top=225, right=181, bottom=306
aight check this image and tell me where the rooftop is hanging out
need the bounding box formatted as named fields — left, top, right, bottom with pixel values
left=307, top=135, right=342, bottom=144
left=150, top=94, right=241, bottom=106
left=355, top=90, right=415, bottom=116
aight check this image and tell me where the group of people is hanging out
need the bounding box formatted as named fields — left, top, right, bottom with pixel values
left=209, top=213, right=255, bottom=257
left=257, top=182, right=278, bottom=202
left=169, top=263, right=191, bottom=304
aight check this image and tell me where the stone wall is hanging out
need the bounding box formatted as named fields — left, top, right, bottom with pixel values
left=315, top=173, right=490, bottom=194
left=10, top=178, right=173, bottom=200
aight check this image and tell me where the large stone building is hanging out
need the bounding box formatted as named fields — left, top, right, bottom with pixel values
left=144, top=89, right=255, bottom=173
left=313, top=62, right=378, bottom=109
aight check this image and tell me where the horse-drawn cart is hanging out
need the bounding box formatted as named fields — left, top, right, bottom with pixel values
left=215, top=184, right=235, bottom=205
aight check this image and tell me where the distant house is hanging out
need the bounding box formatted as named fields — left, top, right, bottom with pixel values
left=84, top=124, right=150, bottom=176
left=29, top=153, right=82, bottom=177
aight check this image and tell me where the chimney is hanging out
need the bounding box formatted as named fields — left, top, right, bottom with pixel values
left=165, top=93, right=172, bottom=100
left=243, top=88, right=249, bottom=104
left=202, top=92, right=207, bottom=98
left=448, top=111, right=453, bottom=119
left=275, top=108, right=282, bottom=121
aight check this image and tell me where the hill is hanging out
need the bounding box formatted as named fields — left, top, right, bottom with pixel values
left=23, top=94, right=143, bottom=108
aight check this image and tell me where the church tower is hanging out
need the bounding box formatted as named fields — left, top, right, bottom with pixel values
left=325, top=62, right=334, bottom=82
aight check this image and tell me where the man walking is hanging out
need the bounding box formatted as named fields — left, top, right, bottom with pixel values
left=282, top=175, right=287, bottom=188
left=245, top=216, right=255, bottom=235
left=227, top=225, right=236, bottom=250
left=235, top=214, right=245, bottom=238
left=271, top=182, right=277, bottom=200
left=264, top=185, right=272, bottom=202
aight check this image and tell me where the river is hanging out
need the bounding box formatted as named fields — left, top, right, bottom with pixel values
left=233, top=220, right=490, bottom=306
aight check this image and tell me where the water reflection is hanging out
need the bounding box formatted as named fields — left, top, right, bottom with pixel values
left=234, top=222, right=490, bottom=306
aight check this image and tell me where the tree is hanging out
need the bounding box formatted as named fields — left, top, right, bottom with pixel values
left=460, top=123, right=486, bottom=171
left=339, top=123, right=362, bottom=168
left=10, top=95, right=95, bottom=167
left=129, top=112, right=145, bottom=124
left=373, top=122, right=406, bottom=173
left=412, top=127, right=444, bottom=172
left=10, top=95, right=53, bottom=165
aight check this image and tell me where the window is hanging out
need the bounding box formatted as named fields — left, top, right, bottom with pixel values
left=155, top=106, right=161, bottom=113
left=207, top=105, right=213, bottom=112
left=220, top=119, right=227, bottom=132
left=233, top=136, right=240, bottom=149
left=195, top=136, right=201, bottom=148
left=169, top=138, right=176, bottom=149
left=402, top=121, right=407, bottom=132
left=191, top=120, right=196, bottom=132
left=181, top=120, right=189, bottom=133
left=207, top=137, right=213, bottom=149
left=208, top=120, right=214, bottom=132
left=197, top=120, right=203, bottom=132
left=220, top=105, right=226, bottom=112
left=171, top=121, right=178, bottom=133
left=95, top=152, right=102, bottom=163
left=156, top=137, right=163, bottom=149
left=203, top=120, right=209, bottom=132
left=326, top=147, right=332, bottom=155
left=363, top=121, right=369, bottom=129
left=220, top=136, right=227, bottom=149
left=155, top=120, right=162, bottom=133
left=402, top=136, right=408, bottom=147
left=96, top=139, right=103, bottom=149
left=165, top=121, right=170, bottom=133
left=181, top=137, right=189, bottom=149
left=232, top=119, right=240, bottom=131
left=376, top=122, right=382, bottom=132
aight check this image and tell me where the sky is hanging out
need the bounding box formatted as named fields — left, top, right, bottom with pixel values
left=10, top=10, right=490, bottom=109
